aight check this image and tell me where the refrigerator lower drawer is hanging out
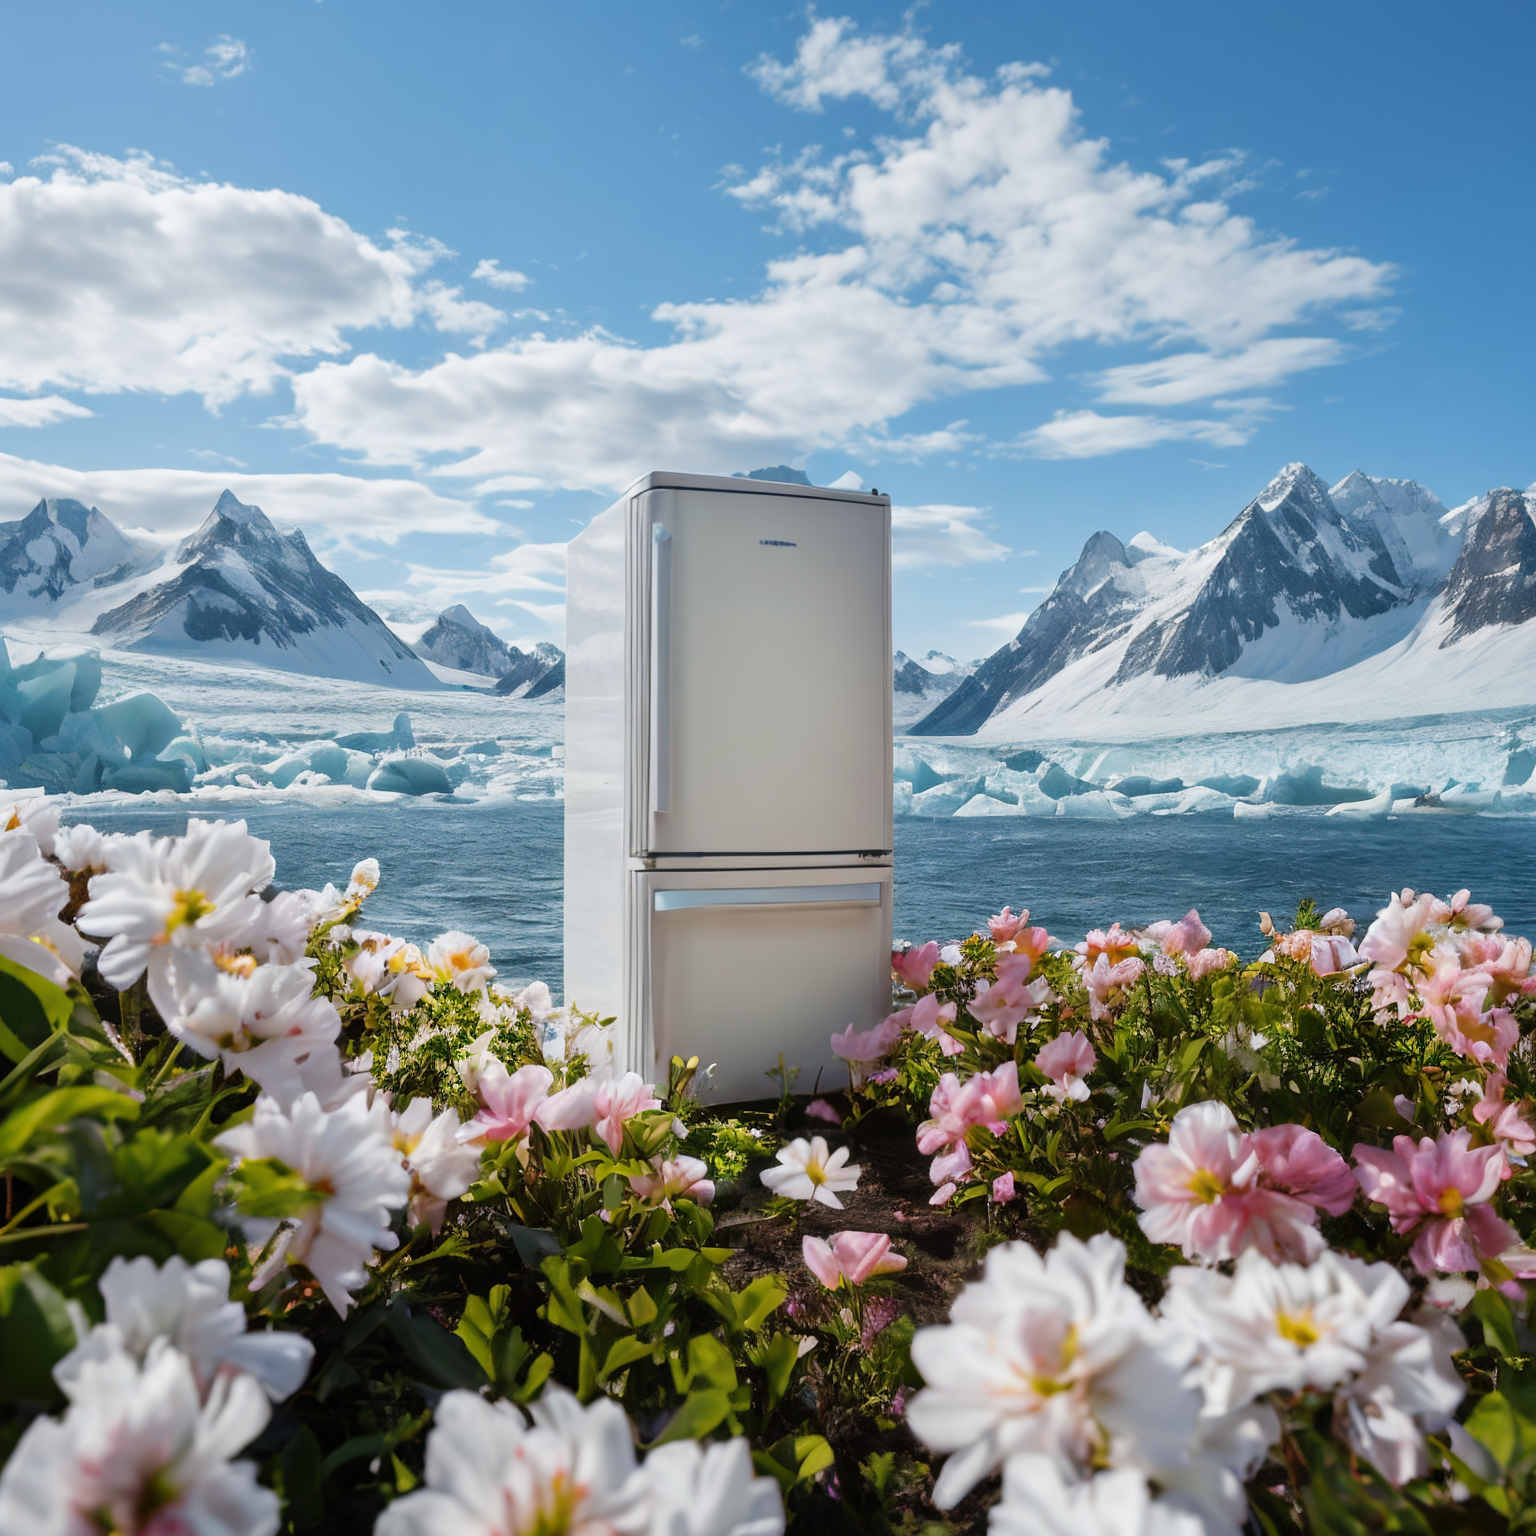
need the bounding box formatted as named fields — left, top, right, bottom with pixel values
left=636, top=872, right=891, bottom=1105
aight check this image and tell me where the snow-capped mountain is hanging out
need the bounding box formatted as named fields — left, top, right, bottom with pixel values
left=87, top=491, right=437, bottom=688
left=912, top=464, right=1536, bottom=739
left=413, top=604, right=517, bottom=678
left=894, top=650, right=974, bottom=729
left=493, top=642, right=564, bottom=699
left=0, top=497, right=156, bottom=613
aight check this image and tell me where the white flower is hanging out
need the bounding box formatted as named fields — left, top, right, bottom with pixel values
left=0, top=1339, right=278, bottom=1536
left=55, top=1255, right=313, bottom=1404
left=641, top=1437, right=785, bottom=1536
left=905, top=1232, right=1197, bottom=1509
left=214, top=1089, right=411, bottom=1315
left=1334, top=1306, right=1464, bottom=1485
left=0, top=825, right=83, bottom=986
left=759, top=1136, right=861, bottom=1209
left=382, top=1097, right=483, bottom=1233
left=54, top=820, right=110, bottom=872
left=990, top=1456, right=1206, bottom=1536
left=1162, top=1249, right=1406, bottom=1413
left=79, top=819, right=276, bottom=1011
left=374, top=1385, right=649, bottom=1536
left=0, top=789, right=60, bottom=854
left=162, top=954, right=343, bottom=1097
left=428, top=929, right=497, bottom=992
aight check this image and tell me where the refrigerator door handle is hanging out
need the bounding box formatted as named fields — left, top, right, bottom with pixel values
left=649, top=522, right=672, bottom=815
left=654, top=883, right=882, bottom=912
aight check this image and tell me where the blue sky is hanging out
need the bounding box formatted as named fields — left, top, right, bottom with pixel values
left=0, top=1, right=1531, bottom=660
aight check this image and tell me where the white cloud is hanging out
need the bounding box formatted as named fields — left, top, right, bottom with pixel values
left=0, top=395, right=92, bottom=428
left=891, top=503, right=1009, bottom=568
left=965, top=611, right=1030, bottom=635
left=0, top=148, right=490, bottom=406
left=473, top=259, right=532, bottom=291
left=1020, top=409, right=1253, bottom=460
left=0, top=451, right=498, bottom=542
left=1089, top=336, right=1344, bottom=406
left=283, top=16, right=1391, bottom=487
left=168, top=36, right=252, bottom=87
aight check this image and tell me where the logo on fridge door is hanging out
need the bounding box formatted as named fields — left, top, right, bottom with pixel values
left=758, top=539, right=797, bottom=547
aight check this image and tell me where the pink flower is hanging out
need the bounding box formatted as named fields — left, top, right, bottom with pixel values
left=537, top=1071, right=660, bottom=1155
left=1073, top=924, right=1138, bottom=972
left=1273, top=929, right=1359, bottom=976
left=1358, top=889, right=1438, bottom=973
left=1419, top=959, right=1516, bottom=1066
left=1034, top=1031, right=1096, bottom=1103
left=1186, top=946, right=1239, bottom=980
left=911, top=994, right=958, bottom=1039
left=1083, top=953, right=1144, bottom=1021
left=1474, top=1072, right=1536, bottom=1158
left=1352, top=1130, right=1536, bottom=1281
left=832, top=1009, right=908, bottom=1062
left=1484, top=937, right=1536, bottom=1005
left=1144, top=909, right=1212, bottom=958
left=991, top=1171, right=1016, bottom=1204
left=988, top=906, right=1050, bottom=958
left=1431, top=888, right=1501, bottom=933
left=806, top=1098, right=841, bottom=1125
left=916, top=1063, right=1022, bottom=1184
left=929, top=1182, right=956, bottom=1206
left=1248, top=1124, right=1356, bottom=1214
left=459, top=1061, right=553, bottom=1144
left=802, top=1230, right=908, bottom=1290
left=630, top=1154, right=714, bottom=1209
left=869, top=1068, right=899, bottom=1086
left=893, top=942, right=941, bottom=992
left=1133, top=1101, right=1326, bottom=1263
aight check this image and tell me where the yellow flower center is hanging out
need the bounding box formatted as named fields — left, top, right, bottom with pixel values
left=3, top=809, right=19, bottom=831
left=165, top=887, right=214, bottom=933
left=805, top=1159, right=827, bottom=1186
left=214, top=950, right=257, bottom=978
left=1438, top=1188, right=1465, bottom=1218
left=1276, top=1309, right=1321, bottom=1348
left=1187, top=1168, right=1227, bottom=1204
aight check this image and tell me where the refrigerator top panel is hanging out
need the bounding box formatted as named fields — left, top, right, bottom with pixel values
left=640, top=481, right=891, bottom=858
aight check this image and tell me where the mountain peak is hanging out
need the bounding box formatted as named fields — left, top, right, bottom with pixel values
left=1441, top=488, right=1536, bottom=644
left=439, top=603, right=484, bottom=631
left=211, top=489, right=275, bottom=530
left=1255, top=461, right=1334, bottom=517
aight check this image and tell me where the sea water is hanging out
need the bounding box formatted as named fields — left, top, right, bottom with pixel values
left=65, top=799, right=1536, bottom=999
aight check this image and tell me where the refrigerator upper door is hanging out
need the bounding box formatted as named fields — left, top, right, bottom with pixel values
left=644, top=486, right=890, bottom=855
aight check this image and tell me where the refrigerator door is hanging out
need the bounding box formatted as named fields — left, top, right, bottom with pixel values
left=642, top=486, right=890, bottom=856
left=633, top=866, right=892, bottom=1104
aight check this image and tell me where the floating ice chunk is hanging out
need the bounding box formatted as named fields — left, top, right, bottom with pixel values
left=102, top=758, right=192, bottom=793
left=1153, top=786, right=1235, bottom=816
left=1439, top=783, right=1500, bottom=811
left=1326, top=788, right=1394, bottom=819
left=1259, top=765, right=1372, bottom=806
left=1055, top=790, right=1133, bottom=819
left=157, top=735, right=209, bottom=775
left=1233, top=800, right=1275, bottom=819
left=94, top=692, right=183, bottom=760
left=305, top=744, right=373, bottom=787
left=955, top=792, right=1028, bottom=816
left=337, top=711, right=414, bottom=753
left=1037, top=762, right=1099, bottom=800
left=893, top=781, right=915, bottom=817
left=1106, top=774, right=1185, bottom=797
left=893, top=745, right=944, bottom=793
left=367, top=755, right=452, bottom=795
left=462, top=739, right=502, bottom=757
left=998, top=748, right=1045, bottom=772
left=910, top=778, right=980, bottom=817
left=1195, top=772, right=1261, bottom=797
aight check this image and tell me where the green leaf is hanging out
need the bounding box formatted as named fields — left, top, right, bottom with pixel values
left=746, top=1331, right=800, bottom=1411
left=0, top=1263, right=75, bottom=1402
left=384, top=1301, right=488, bottom=1392
left=321, top=1432, right=393, bottom=1480
left=1466, top=1392, right=1517, bottom=1472
left=0, top=1086, right=139, bottom=1165
left=229, top=1157, right=318, bottom=1221
left=1471, top=1289, right=1519, bottom=1357
left=686, top=1334, right=737, bottom=1393
left=600, top=1335, right=656, bottom=1382
left=281, top=1425, right=325, bottom=1530
left=652, top=1387, right=731, bottom=1445
left=0, top=954, right=73, bottom=1064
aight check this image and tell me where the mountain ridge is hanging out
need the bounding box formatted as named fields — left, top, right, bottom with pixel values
left=913, top=464, right=1536, bottom=739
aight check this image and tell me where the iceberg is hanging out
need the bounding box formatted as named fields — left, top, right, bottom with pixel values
left=366, top=755, right=454, bottom=796
left=337, top=712, right=415, bottom=752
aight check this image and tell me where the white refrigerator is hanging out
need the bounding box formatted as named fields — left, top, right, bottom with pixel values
left=564, top=472, right=893, bottom=1103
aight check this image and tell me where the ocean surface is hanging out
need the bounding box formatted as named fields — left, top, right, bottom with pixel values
left=65, top=799, right=1536, bottom=998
